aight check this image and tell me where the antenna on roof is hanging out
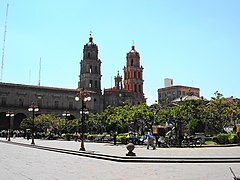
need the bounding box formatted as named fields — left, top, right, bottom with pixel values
left=111, top=76, right=112, bottom=89
left=1, top=3, right=9, bottom=82
left=38, top=58, right=41, bottom=86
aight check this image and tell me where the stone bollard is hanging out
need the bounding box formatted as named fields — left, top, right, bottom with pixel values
left=126, top=143, right=136, bottom=156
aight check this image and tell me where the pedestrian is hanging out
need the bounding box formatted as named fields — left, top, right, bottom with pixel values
left=113, top=131, right=117, bottom=145
left=74, top=132, right=78, bottom=142
left=147, top=129, right=155, bottom=150
left=5, top=130, right=8, bottom=140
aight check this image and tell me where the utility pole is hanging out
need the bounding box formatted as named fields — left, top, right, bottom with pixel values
left=1, top=3, right=9, bottom=82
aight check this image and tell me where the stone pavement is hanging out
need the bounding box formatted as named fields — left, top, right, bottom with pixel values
left=0, top=137, right=240, bottom=179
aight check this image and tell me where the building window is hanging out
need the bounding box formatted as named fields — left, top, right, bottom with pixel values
left=95, top=80, right=98, bottom=88
left=95, top=66, right=98, bottom=73
left=1, top=97, right=6, bottom=105
left=131, top=59, right=133, bottom=66
left=139, top=85, right=142, bottom=93
left=89, top=80, right=92, bottom=88
left=69, top=102, right=73, bottom=110
left=134, top=71, right=136, bottom=78
left=89, top=65, right=92, bottom=73
left=54, top=101, right=59, bottom=109
left=88, top=52, right=90, bottom=58
left=37, top=98, right=42, bottom=107
left=177, top=91, right=181, bottom=96
left=19, top=98, right=24, bottom=107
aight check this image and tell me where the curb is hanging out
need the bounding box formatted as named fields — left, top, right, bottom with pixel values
left=1, top=140, right=240, bottom=163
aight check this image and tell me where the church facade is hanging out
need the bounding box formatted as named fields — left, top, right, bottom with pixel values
left=0, top=35, right=145, bottom=130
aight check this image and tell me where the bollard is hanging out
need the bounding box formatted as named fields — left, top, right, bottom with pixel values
left=126, top=143, right=136, bottom=156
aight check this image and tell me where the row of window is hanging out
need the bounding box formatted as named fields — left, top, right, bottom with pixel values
left=88, top=80, right=98, bottom=88
left=82, top=64, right=99, bottom=74
left=0, top=97, right=75, bottom=110
left=124, top=71, right=142, bottom=79
left=159, top=91, right=199, bottom=99
left=124, top=84, right=142, bottom=93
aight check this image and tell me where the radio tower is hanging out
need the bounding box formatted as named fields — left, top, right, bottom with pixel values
left=1, top=3, right=9, bottom=82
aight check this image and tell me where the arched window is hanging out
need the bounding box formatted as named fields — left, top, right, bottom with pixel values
left=69, top=102, right=73, bottom=110
left=131, top=59, right=133, bottom=66
left=87, top=52, right=90, bottom=58
left=19, top=98, right=24, bottom=107
left=89, top=65, right=92, bottom=73
left=1, top=97, right=6, bottom=105
left=54, top=101, right=59, bottom=109
left=139, top=85, right=142, bottom=93
left=95, top=80, right=98, bottom=88
left=89, top=80, right=92, bottom=88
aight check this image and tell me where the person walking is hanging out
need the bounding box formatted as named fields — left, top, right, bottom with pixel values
left=147, top=129, right=155, bottom=150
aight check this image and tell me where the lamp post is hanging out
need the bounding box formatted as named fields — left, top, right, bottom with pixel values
left=62, top=111, right=71, bottom=140
left=28, top=102, right=39, bottom=145
left=75, top=88, right=91, bottom=151
left=6, top=111, right=14, bottom=141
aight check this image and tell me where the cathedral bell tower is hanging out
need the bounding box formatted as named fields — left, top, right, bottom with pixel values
left=123, top=45, right=145, bottom=105
left=79, top=35, right=103, bottom=113
left=114, top=71, right=123, bottom=90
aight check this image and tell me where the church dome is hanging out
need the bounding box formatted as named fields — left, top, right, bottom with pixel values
left=87, top=37, right=95, bottom=46
left=127, top=45, right=139, bottom=58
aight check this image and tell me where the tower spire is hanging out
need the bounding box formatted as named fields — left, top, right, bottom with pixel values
left=89, top=31, right=93, bottom=43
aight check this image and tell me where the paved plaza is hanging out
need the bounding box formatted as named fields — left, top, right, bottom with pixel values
left=0, top=137, right=240, bottom=179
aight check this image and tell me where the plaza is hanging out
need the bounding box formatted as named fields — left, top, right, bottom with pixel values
left=0, top=138, right=239, bottom=180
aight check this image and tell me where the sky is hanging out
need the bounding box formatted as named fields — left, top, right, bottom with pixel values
left=0, top=0, right=240, bottom=105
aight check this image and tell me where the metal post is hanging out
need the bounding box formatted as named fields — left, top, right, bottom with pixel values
left=31, top=108, right=35, bottom=145
left=8, top=116, right=10, bottom=141
left=28, top=102, right=39, bottom=145
left=80, top=98, right=85, bottom=151
left=6, top=112, right=14, bottom=141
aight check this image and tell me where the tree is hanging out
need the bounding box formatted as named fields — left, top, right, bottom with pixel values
left=204, top=91, right=231, bottom=134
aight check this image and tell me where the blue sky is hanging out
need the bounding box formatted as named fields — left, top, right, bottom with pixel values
left=0, top=0, right=240, bottom=105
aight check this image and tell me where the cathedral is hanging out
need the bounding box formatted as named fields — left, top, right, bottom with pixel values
left=0, top=35, right=145, bottom=130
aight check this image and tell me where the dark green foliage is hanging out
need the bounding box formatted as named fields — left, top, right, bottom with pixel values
left=187, top=119, right=205, bottom=134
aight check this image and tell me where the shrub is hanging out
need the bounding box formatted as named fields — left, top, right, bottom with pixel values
left=213, top=133, right=237, bottom=144
left=87, top=134, right=96, bottom=140
left=228, top=134, right=237, bottom=144
left=117, top=133, right=128, bottom=143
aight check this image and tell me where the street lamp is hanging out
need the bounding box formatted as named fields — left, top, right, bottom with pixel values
left=75, top=88, right=92, bottom=151
left=62, top=111, right=70, bottom=118
left=172, top=102, right=184, bottom=147
left=6, top=111, right=14, bottom=141
left=62, top=111, right=71, bottom=140
left=28, top=102, right=39, bottom=145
